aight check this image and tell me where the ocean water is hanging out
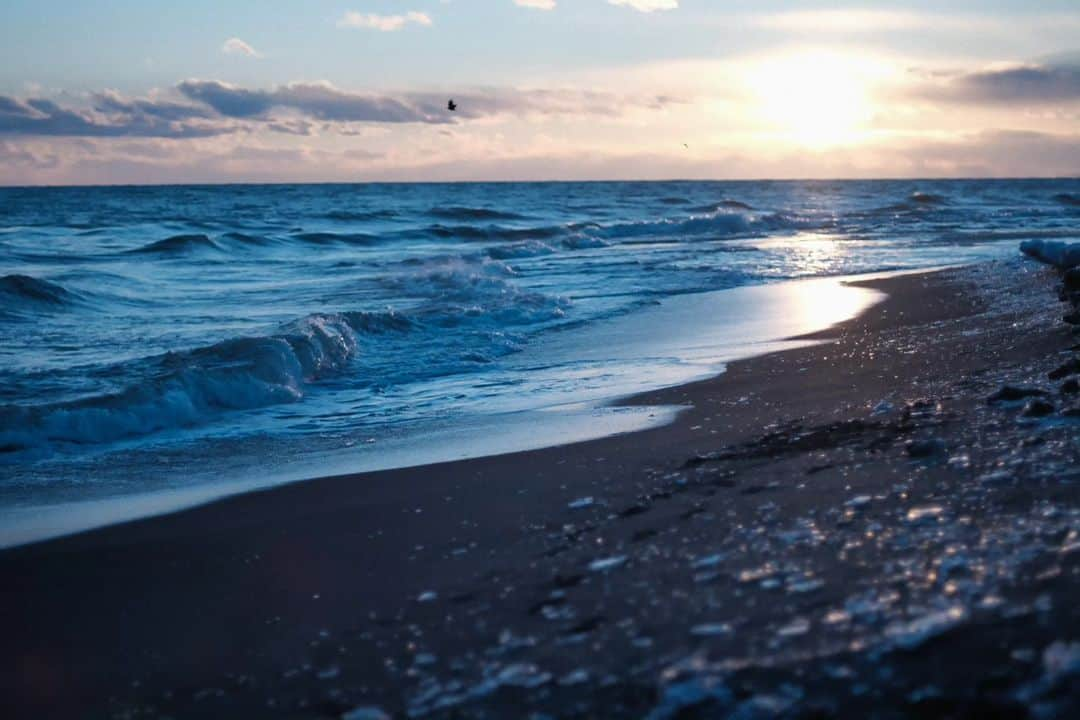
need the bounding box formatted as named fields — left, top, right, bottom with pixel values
left=1, top=179, right=1077, bottom=541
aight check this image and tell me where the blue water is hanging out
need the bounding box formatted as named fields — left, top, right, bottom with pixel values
left=1, top=179, right=1077, bottom=530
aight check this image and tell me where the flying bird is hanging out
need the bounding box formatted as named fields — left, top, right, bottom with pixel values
left=447, top=99, right=457, bottom=112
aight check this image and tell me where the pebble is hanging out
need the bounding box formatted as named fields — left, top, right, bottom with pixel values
left=776, top=618, right=811, bottom=637
left=906, top=505, right=946, bottom=523
left=588, top=556, right=627, bottom=572
left=691, top=622, right=734, bottom=637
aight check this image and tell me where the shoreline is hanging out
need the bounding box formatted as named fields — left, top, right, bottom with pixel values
left=0, top=271, right=891, bottom=550
left=3, top=260, right=1080, bottom=718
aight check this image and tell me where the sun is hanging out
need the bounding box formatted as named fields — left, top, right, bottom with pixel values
left=747, top=51, right=879, bottom=149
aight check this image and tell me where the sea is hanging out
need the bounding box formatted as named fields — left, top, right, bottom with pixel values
left=1, top=179, right=1078, bottom=544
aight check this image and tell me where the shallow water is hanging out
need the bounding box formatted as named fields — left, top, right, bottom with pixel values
left=1, top=179, right=1077, bottom=539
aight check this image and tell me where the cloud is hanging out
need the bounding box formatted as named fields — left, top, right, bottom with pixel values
left=0, top=139, right=61, bottom=171
left=177, top=80, right=450, bottom=123
left=336, top=11, right=432, bottom=31
left=0, top=80, right=684, bottom=139
left=882, top=129, right=1080, bottom=177
left=5, top=123, right=1078, bottom=187
left=91, top=89, right=212, bottom=121
left=0, top=138, right=387, bottom=186
left=514, top=0, right=556, bottom=9
left=175, top=80, right=276, bottom=118
left=607, top=0, right=677, bottom=13
left=176, top=79, right=682, bottom=124
left=222, top=37, right=261, bottom=58
left=267, top=119, right=316, bottom=136
left=918, top=63, right=1080, bottom=105
left=0, top=93, right=230, bottom=138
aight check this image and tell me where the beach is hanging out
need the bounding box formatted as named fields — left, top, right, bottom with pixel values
left=3, top=0, right=1079, bottom=716
left=3, top=258, right=1079, bottom=719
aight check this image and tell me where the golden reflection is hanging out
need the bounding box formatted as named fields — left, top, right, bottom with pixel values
left=777, top=272, right=880, bottom=334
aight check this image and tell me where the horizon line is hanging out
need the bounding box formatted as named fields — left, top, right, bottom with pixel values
left=1, top=174, right=1078, bottom=190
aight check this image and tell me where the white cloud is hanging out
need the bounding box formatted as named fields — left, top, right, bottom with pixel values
left=221, top=37, right=261, bottom=58
left=514, top=0, right=556, bottom=9
left=337, top=11, right=433, bottom=31
left=607, top=0, right=677, bottom=13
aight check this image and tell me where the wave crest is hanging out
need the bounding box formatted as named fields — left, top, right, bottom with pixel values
left=130, top=234, right=222, bottom=255
left=0, top=274, right=81, bottom=307
left=0, top=310, right=411, bottom=452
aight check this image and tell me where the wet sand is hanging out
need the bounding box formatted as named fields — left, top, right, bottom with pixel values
left=2, top=260, right=1079, bottom=719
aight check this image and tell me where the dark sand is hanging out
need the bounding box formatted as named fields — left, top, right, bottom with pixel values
left=3, top=262, right=1079, bottom=719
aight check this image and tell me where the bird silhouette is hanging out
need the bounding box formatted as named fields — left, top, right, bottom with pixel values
left=447, top=99, right=457, bottom=112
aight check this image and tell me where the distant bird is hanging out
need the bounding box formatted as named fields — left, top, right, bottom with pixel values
left=683, top=143, right=689, bottom=149
left=447, top=99, right=457, bottom=112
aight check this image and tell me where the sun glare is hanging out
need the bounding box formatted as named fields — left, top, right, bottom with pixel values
left=748, top=51, right=879, bottom=148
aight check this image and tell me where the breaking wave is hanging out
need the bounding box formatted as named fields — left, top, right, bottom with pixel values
left=385, top=257, right=570, bottom=327
left=0, top=311, right=412, bottom=452
left=587, top=210, right=819, bottom=242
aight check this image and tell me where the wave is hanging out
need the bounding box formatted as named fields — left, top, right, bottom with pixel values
left=561, top=234, right=610, bottom=250
left=220, top=231, right=274, bottom=246
left=403, top=204, right=806, bottom=250
left=291, top=231, right=381, bottom=245
left=1054, top=193, right=1080, bottom=207
left=324, top=209, right=399, bottom=222
left=424, top=224, right=564, bottom=242
left=867, top=193, right=956, bottom=217
left=466, top=209, right=813, bottom=252
left=691, top=199, right=754, bottom=213
left=939, top=228, right=1080, bottom=245
left=0, top=274, right=84, bottom=315
left=130, top=233, right=223, bottom=255
left=909, top=191, right=947, bottom=205
left=486, top=240, right=557, bottom=260
left=428, top=206, right=528, bottom=221
left=384, top=257, right=570, bottom=327
left=588, top=210, right=816, bottom=242
left=0, top=310, right=412, bottom=452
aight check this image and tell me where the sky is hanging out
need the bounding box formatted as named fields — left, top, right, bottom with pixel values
left=1, top=0, right=1078, bottom=185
